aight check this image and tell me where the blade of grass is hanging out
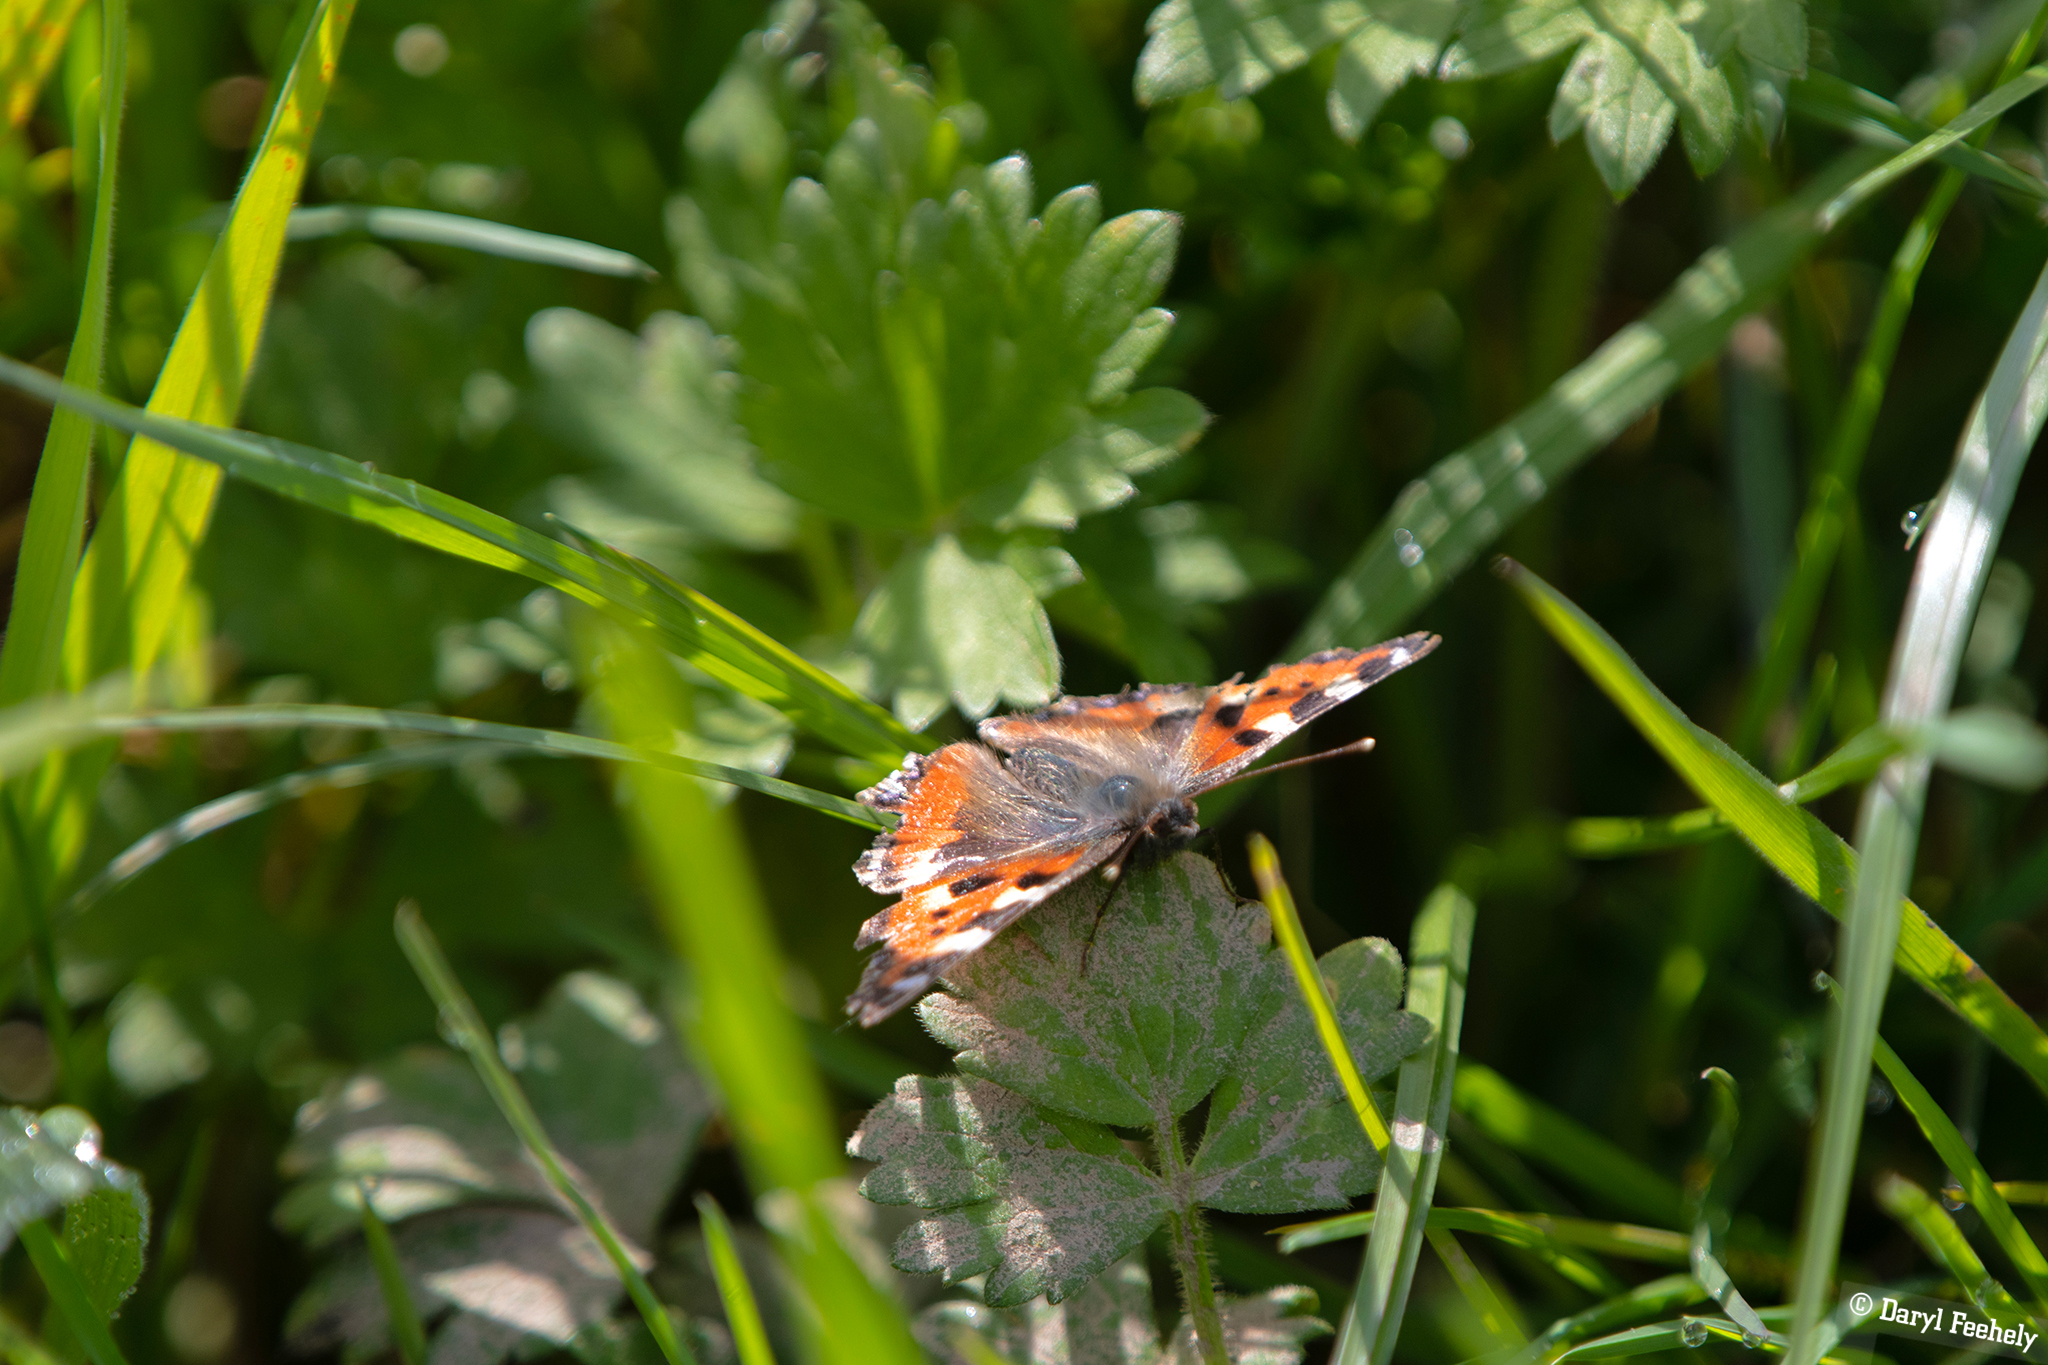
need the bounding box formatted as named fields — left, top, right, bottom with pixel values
left=1452, top=1062, right=1685, bottom=1227
left=1282, top=1206, right=1683, bottom=1268
left=1246, top=833, right=1390, bottom=1154
left=1495, top=560, right=2048, bottom=1098
left=1289, top=147, right=1882, bottom=656
left=1874, top=1175, right=2028, bottom=1320
left=1819, top=67, right=2048, bottom=229
left=1334, top=878, right=1475, bottom=1365
left=1687, top=1069, right=1770, bottom=1347
left=282, top=205, right=658, bottom=277
left=356, top=1180, right=428, bottom=1365
left=1788, top=223, right=2048, bottom=1365
left=1506, top=1275, right=1708, bottom=1365
left=1999, top=1184, right=2048, bottom=1205
left=1811, top=975, right=2048, bottom=1317
left=577, top=613, right=922, bottom=1365
left=0, top=699, right=880, bottom=825
left=394, top=901, right=696, bottom=1365
left=0, top=0, right=124, bottom=709
left=693, top=1195, right=774, bottom=1365
left=0, top=0, right=87, bottom=127
left=1788, top=71, right=2048, bottom=202
left=0, top=358, right=917, bottom=767
left=19, top=1220, right=127, bottom=1365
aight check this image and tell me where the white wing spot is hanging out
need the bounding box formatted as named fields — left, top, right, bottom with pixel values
left=933, top=927, right=994, bottom=955
left=1389, top=647, right=1409, bottom=666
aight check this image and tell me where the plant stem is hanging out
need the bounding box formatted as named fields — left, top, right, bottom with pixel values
left=1154, top=1117, right=1227, bottom=1365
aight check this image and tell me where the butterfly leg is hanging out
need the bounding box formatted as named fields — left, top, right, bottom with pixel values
left=1078, top=830, right=1146, bottom=976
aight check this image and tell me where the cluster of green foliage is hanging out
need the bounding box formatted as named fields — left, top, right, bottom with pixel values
left=0, top=0, right=2046, bottom=1362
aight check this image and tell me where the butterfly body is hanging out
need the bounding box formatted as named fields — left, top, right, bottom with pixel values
left=846, top=633, right=1440, bottom=1025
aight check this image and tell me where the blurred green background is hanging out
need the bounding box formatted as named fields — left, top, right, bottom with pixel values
left=3, top=0, right=2046, bottom=1360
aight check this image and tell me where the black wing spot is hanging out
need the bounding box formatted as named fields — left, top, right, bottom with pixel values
left=1211, top=702, right=1246, bottom=728
left=1288, top=693, right=1327, bottom=722
left=1014, top=869, right=1058, bottom=889
left=948, top=872, right=1002, bottom=897
left=928, top=908, right=952, bottom=921
left=1232, top=728, right=1265, bottom=746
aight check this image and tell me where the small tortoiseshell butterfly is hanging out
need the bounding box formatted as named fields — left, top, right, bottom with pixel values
left=845, top=632, right=1441, bottom=1025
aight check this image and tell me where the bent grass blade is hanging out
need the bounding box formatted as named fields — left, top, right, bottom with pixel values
left=1496, top=559, right=2048, bottom=1099
left=693, top=1195, right=774, bottom=1365
left=0, top=357, right=918, bottom=767
left=394, top=902, right=697, bottom=1365
left=0, top=0, right=88, bottom=128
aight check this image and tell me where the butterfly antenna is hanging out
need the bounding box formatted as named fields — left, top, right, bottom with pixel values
left=1079, top=830, right=1145, bottom=976
left=1223, top=735, right=1377, bottom=785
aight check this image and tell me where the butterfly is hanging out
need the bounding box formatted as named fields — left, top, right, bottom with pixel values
left=844, top=632, right=1441, bottom=1025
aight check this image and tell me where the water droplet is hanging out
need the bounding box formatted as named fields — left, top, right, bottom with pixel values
left=1394, top=528, right=1425, bottom=569
left=1902, top=501, right=1931, bottom=549
left=1680, top=1319, right=1711, bottom=1348
left=1739, top=1328, right=1768, bottom=1350
left=1942, top=1182, right=1967, bottom=1211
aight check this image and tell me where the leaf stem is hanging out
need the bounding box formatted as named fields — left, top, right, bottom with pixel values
left=1154, top=1117, right=1227, bottom=1365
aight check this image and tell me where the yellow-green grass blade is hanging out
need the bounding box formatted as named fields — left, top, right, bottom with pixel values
left=1281, top=1207, right=1686, bottom=1265
left=1452, top=1061, right=1685, bottom=1227
left=0, top=0, right=87, bottom=128
left=1429, top=1227, right=1529, bottom=1350
left=395, top=902, right=697, bottom=1365
left=0, top=699, right=880, bottom=826
left=1333, top=879, right=1473, bottom=1365
left=1496, top=559, right=2048, bottom=1099
left=64, top=0, right=355, bottom=691
left=1819, top=66, right=2048, bottom=229
left=1789, top=233, right=2048, bottom=1365
left=0, top=0, right=124, bottom=709
left=579, top=614, right=921, bottom=1365
left=1247, top=834, right=1390, bottom=1154
left=1288, top=147, right=1883, bottom=657
left=20, top=1219, right=127, bottom=1365
left=0, top=359, right=917, bottom=767
left=1875, top=1174, right=2028, bottom=1320
left=357, top=1181, right=428, bottom=1365
left=2001, top=1184, right=2048, bottom=1205
left=693, top=1195, right=774, bottom=1365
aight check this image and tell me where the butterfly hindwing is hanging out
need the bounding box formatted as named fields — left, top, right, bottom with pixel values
left=855, top=742, right=1084, bottom=895
left=1180, top=632, right=1440, bottom=790
left=845, top=840, right=1119, bottom=1026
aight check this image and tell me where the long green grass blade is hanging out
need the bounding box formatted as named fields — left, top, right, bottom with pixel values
left=1496, top=560, right=2048, bottom=1098
left=1819, top=67, right=2048, bottom=229
left=1430, top=1227, right=1530, bottom=1350
left=20, top=1220, right=127, bottom=1365
left=1874, top=1175, right=2026, bottom=1318
left=1788, top=241, right=2048, bottom=1365
left=280, top=205, right=658, bottom=277
left=1334, top=879, right=1473, bottom=1365
left=1247, top=833, right=1391, bottom=1154
left=356, top=1181, right=428, bottom=1365
left=0, top=0, right=87, bottom=127
left=579, top=615, right=922, bottom=1365
left=1290, top=148, right=1882, bottom=656
left=1789, top=72, right=2048, bottom=202
left=1279, top=1206, right=1687, bottom=1264
left=394, top=901, right=696, bottom=1365
left=0, top=358, right=917, bottom=767
left=0, top=699, right=879, bottom=825
left=693, top=1195, right=774, bottom=1365
left=0, top=0, right=124, bottom=709
left=1506, top=1276, right=1708, bottom=1365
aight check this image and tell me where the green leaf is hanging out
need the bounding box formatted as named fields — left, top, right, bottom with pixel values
left=1328, top=0, right=1464, bottom=139
left=526, top=308, right=798, bottom=553
left=1136, top=0, right=1370, bottom=104
left=966, top=389, right=1207, bottom=531
left=20, top=1221, right=129, bottom=1365
left=858, top=1074, right=1173, bottom=1305
left=854, top=854, right=1424, bottom=1306
left=854, top=533, right=1062, bottom=727
left=678, top=12, right=1196, bottom=534
left=0, top=356, right=918, bottom=767
left=59, top=1189, right=144, bottom=1321
left=280, top=205, right=658, bottom=278
left=0, top=1107, right=149, bottom=1256
left=1914, top=705, right=2048, bottom=790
